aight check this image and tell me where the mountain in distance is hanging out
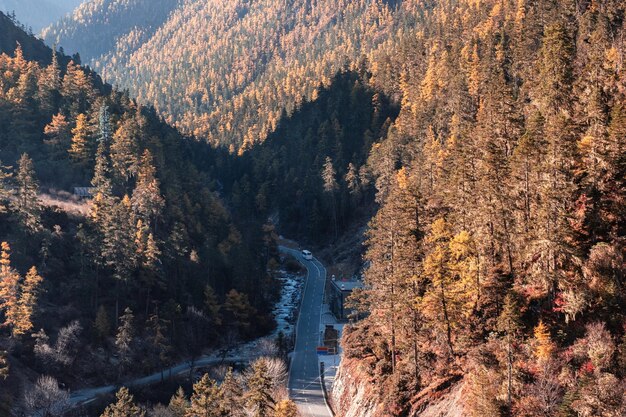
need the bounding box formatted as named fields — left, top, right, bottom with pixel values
left=42, top=0, right=181, bottom=66
left=43, top=0, right=413, bottom=151
left=0, top=0, right=84, bottom=33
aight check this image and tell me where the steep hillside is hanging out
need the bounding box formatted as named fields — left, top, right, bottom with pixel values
left=207, top=69, right=398, bottom=245
left=339, top=0, right=626, bottom=415
left=42, top=0, right=180, bottom=66
left=0, top=12, right=277, bottom=415
left=43, top=0, right=415, bottom=150
left=0, top=0, right=83, bottom=33
left=0, top=12, right=71, bottom=66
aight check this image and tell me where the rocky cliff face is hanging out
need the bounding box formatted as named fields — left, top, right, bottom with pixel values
left=331, top=357, right=379, bottom=417
left=331, top=357, right=467, bottom=417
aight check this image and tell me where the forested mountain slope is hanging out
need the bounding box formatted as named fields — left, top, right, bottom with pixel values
left=42, top=0, right=181, bottom=69
left=0, top=13, right=277, bottom=415
left=43, top=0, right=414, bottom=151
left=207, top=69, right=398, bottom=245
left=335, top=0, right=626, bottom=415
left=0, top=0, right=83, bottom=33
left=0, top=13, right=75, bottom=68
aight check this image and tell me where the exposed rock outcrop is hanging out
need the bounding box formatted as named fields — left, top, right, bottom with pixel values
left=332, top=357, right=467, bottom=417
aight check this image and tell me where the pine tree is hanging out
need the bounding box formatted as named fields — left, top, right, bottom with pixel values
left=0, top=243, right=20, bottom=338
left=533, top=320, right=555, bottom=363
left=345, top=162, right=360, bottom=194
left=185, top=374, right=225, bottom=417
left=62, top=61, right=94, bottom=117
left=448, top=229, right=479, bottom=311
left=0, top=161, right=13, bottom=214
left=115, top=308, right=134, bottom=375
left=131, top=150, right=165, bottom=227
left=471, top=48, right=521, bottom=274
left=511, top=110, right=546, bottom=239
left=497, top=293, right=523, bottom=408
left=135, top=220, right=163, bottom=309
left=321, top=156, right=339, bottom=240
left=169, top=387, right=188, bottom=417
left=422, top=218, right=457, bottom=358
left=359, top=166, right=425, bottom=375
left=111, top=117, right=140, bottom=182
left=605, top=103, right=626, bottom=239
left=11, top=153, right=41, bottom=233
left=91, top=140, right=113, bottom=196
left=69, top=113, right=92, bottom=166
left=273, top=400, right=298, bottom=417
left=538, top=23, right=575, bottom=115
left=223, top=289, right=256, bottom=338
left=100, top=387, right=145, bottom=417
left=38, top=49, right=61, bottom=115
left=44, top=113, right=71, bottom=156
left=97, top=104, right=113, bottom=145
left=204, top=285, right=222, bottom=327
left=147, top=311, right=170, bottom=381
left=101, top=195, right=137, bottom=320
left=220, top=368, right=243, bottom=415
left=94, top=305, right=111, bottom=342
left=528, top=21, right=578, bottom=299
left=246, top=360, right=275, bottom=417
left=14, top=266, right=43, bottom=337
left=0, top=350, right=8, bottom=380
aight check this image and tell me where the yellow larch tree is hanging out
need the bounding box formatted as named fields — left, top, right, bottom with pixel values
left=0, top=243, right=20, bottom=337
left=15, top=266, right=43, bottom=336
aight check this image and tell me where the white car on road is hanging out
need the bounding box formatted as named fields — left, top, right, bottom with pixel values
left=302, top=249, right=313, bottom=260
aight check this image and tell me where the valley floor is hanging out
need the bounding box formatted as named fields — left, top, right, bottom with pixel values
left=67, top=266, right=305, bottom=410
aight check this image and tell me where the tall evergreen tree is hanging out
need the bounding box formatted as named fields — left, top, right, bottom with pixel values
left=0, top=350, right=8, bottom=380
left=220, top=368, right=243, bottom=416
left=169, top=387, right=188, bottom=417
left=497, top=293, right=523, bottom=408
left=0, top=243, right=20, bottom=337
left=69, top=113, right=92, bottom=166
left=38, top=49, right=61, bottom=115
left=0, top=162, right=13, bottom=214
left=110, top=117, right=140, bottom=182
left=322, top=156, right=339, bottom=240
left=62, top=61, right=94, bottom=117
left=246, top=360, right=275, bottom=417
left=131, top=150, right=164, bottom=227
left=185, top=374, right=225, bottom=417
left=14, top=266, right=43, bottom=337
left=273, top=400, right=298, bottom=417
left=97, top=104, right=113, bottom=144
left=11, top=153, right=41, bottom=233
left=115, top=307, right=134, bottom=376
left=44, top=113, right=71, bottom=158
left=100, top=387, right=145, bottom=417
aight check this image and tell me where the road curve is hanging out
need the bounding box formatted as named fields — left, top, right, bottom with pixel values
left=68, top=246, right=331, bottom=414
left=280, top=247, right=333, bottom=417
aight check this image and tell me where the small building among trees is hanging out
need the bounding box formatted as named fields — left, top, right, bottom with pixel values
left=329, top=278, right=362, bottom=321
left=73, top=187, right=95, bottom=199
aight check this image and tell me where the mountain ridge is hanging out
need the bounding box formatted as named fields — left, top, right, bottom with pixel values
left=0, top=0, right=83, bottom=33
left=43, top=0, right=415, bottom=150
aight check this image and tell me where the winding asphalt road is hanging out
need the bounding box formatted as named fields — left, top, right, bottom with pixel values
left=68, top=246, right=332, bottom=416
left=281, top=247, right=333, bottom=417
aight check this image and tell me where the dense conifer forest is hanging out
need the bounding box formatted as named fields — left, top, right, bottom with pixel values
left=43, top=0, right=414, bottom=151
left=340, top=0, right=626, bottom=415
left=0, top=13, right=281, bottom=415
left=1, top=0, right=625, bottom=416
